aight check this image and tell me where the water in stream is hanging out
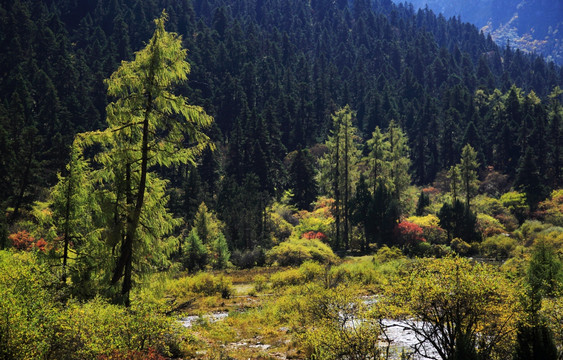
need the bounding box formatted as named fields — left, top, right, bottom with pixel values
left=180, top=312, right=439, bottom=359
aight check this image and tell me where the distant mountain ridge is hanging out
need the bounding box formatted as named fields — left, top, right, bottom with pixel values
left=394, top=0, right=563, bottom=64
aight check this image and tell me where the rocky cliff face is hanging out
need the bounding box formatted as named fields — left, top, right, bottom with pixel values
left=396, top=0, right=563, bottom=64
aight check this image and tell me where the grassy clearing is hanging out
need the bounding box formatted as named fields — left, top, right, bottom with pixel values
left=140, top=255, right=410, bottom=359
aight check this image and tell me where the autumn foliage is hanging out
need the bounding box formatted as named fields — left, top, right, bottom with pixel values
left=302, top=231, right=328, bottom=242
left=394, top=221, right=426, bottom=246
left=9, top=231, right=47, bottom=252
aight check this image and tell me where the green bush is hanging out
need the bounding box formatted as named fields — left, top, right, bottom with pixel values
left=477, top=213, right=507, bottom=237
left=451, top=238, right=471, bottom=255
left=252, top=274, right=268, bottom=293
left=0, top=251, right=182, bottom=360
left=535, top=189, right=563, bottom=226
left=327, top=263, right=378, bottom=287
left=270, top=268, right=306, bottom=288
left=501, top=191, right=529, bottom=224
left=231, top=247, right=266, bottom=269
left=175, top=272, right=233, bottom=298
left=480, top=235, right=518, bottom=260
left=298, top=284, right=384, bottom=360
left=516, top=220, right=551, bottom=244
left=374, top=246, right=405, bottom=262
left=53, top=298, right=182, bottom=359
left=299, top=260, right=325, bottom=281
left=0, top=251, right=58, bottom=360
left=266, top=238, right=338, bottom=266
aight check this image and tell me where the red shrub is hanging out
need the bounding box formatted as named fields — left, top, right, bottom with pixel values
left=9, top=231, right=36, bottom=250
left=302, top=231, right=327, bottom=242
left=394, top=221, right=426, bottom=246
left=422, top=186, right=440, bottom=195
left=9, top=231, right=48, bottom=252
left=35, top=238, right=48, bottom=252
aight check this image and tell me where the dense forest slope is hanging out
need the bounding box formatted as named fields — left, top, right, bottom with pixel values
left=0, top=0, right=562, bottom=247
left=393, top=0, right=563, bottom=64
left=2, top=2, right=563, bottom=358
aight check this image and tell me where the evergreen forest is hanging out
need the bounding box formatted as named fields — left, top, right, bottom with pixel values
left=1, top=0, right=562, bottom=359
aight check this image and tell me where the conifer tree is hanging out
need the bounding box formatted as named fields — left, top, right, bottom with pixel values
left=448, top=165, right=461, bottom=203
left=211, top=233, right=230, bottom=270
left=366, top=126, right=390, bottom=193
left=459, top=144, right=479, bottom=208
left=81, top=12, right=213, bottom=305
left=547, top=87, right=562, bottom=187
left=516, top=147, right=546, bottom=209
left=319, top=105, right=361, bottom=250
left=182, top=228, right=207, bottom=272
left=288, top=148, right=318, bottom=210
left=387, top=120, right=411, bottom=206
left=49, top=140, right=96, bottom=283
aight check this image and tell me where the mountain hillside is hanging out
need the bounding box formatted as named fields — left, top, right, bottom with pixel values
left=395, top=0, right=563, bottom=64
left=1, top=0, right=562, bottom=248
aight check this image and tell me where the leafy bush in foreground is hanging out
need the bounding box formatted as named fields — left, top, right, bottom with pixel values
left=0, top=250, right=184, bottom=359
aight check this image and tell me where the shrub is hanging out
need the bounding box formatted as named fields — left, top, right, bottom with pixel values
left=270, top=268, right=306, bottom=288
left=0, top=251, right=58, bottom=359
left=431, top=244, right=453, bottom=258
left=269, top=211, right=294, bottom=244
left=479, top=168, right=510, bottom=197
left=230, top=247, right=265, bottom=269
left=480, top=235, right=518, bottom=260
left=409, top=240, right=433, bottom=257
left=516, top=220, right=551, bottom=245
left=292, top=197, right=334, bottom=240
left=252, top=275, right=268, bottom=293
left=298, top=285, right=384, bottom=360
left=388, top=257, right=523, bottom=359
left=8, top=230, right=47, bottom=252
left=406, top=215, right=448, bottom=244
left=181, top=273, right=232, bottom=298
left=394, top=221, right=426, bottom=247
left=477, top=213, right=507, bottom=237
left=162, top=273, right=233, bottom=301
left=407, top=214, right=440, bottom=228
left=0, top=251, right=181, bottom=359
left=98, top=348, right=167, bottom=360
left=374, top=246, right=405, bottom=262
left=501, top=191, right=529, bottom=224
left=473, top=195, right=519, bottom=231
left=266, top=238, right=338, bottom=266
left=270, top=261, right=327, bottom=289
left=299, top=260, right=325, bottom=281
left=451, top=238, right=471, bottom=255
left=535, top=189, right=563, bottom=226
left=53, top=298, right=180, bottom=359
left=327, top=261, right=381, bottom=287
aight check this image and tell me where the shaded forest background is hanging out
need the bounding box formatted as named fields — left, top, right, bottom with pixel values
left=1, top=0, right=562, bottom=251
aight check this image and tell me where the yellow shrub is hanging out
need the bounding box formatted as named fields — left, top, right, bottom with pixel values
left=407, top=214, right=440, bottom=227
left=266, top=238, right=338, bottom=266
